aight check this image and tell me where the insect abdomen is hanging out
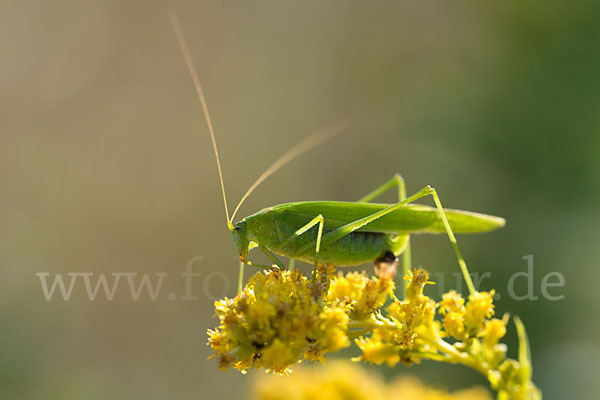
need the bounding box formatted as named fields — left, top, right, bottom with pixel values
left=248, top=214, right=405, bottom=266
left=303, top=230, right=403, bottom=266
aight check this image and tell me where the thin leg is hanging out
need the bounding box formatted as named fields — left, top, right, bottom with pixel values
left=358, top=174, right=412, bottom=296
left=280, top=214, right=325, bottom=281
left=246, top=260, right=277, bottom=270
left=259, top=245, right=287, bottom=270
left=237, top=261, right=244, bottom=294
left=401, top=241, right=411, bottom=295
left=430, top=189, right=475, bottom=294
left=357, top=173, right=406, bottom=203
left=298, top=185, right=476, bottom=294
left=313, top=216, right=324, bottom=281
left=238, top=243, right=285, bottom=276
left=241, top=244, right=287, bottom=272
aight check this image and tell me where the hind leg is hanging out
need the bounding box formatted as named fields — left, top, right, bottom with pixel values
left=358, top=174, right=412, bottom=294
left=300, top=185, right=476, bottom=295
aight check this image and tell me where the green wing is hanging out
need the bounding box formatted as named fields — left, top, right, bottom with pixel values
left=258, top=201, right=505, bottom=234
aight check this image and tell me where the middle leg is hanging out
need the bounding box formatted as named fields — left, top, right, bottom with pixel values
left=358, top=174, right=412, bottom=294
left=280, top=214, right=325, bottom=281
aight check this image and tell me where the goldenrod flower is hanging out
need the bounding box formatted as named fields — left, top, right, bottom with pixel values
left=316, top=307, right=350, bottom=351
left=207, top=269, right=361, bottom=374
left=354, top=331, right=402, bottom=367
left=404, top=268, right=435, bottom=301
left=464, top=291, right=495, bottom=336
left=327, top=271, right=394, bottom=320
left=208, top=268, right=541, bottom=399
left=440, top=290, right=466, bottom=314
left=251, top=361, right=493, bottom=400
left=482, top=318, right=507, bottom=348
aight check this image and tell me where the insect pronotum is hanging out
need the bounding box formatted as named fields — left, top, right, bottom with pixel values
left=169, top=14, right=505, bottom=295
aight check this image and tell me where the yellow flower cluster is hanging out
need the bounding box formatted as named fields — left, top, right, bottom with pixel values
left=208, top=269, right=351, bottom=374
left=439, top=290, right=508, bottom=371
left=208, top=267, right=541, bottom=399
left=251, top=361, right=492, bottom=400
left=327, top=271, right=395, bottom=320
left=354, top=269, right=437, bottom=366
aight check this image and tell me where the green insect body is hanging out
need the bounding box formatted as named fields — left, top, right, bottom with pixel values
left=234, top=201, right=505, bottom=266
left=171, top=16, right=505, bottom=293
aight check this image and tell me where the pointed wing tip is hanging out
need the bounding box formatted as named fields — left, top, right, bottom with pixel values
left=491, top=215, right=507, bottom=229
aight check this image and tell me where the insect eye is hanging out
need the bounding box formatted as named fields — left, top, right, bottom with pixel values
left=234, top=226, right=241, bottom=231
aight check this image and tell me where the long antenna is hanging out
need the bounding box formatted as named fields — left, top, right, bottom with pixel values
left=169, top=12, right=232, bottom=228
left=230, top=118, right=345, bottom=222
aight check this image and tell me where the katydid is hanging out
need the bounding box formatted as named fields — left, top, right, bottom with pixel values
left=170, top=14, right=505, bottom=294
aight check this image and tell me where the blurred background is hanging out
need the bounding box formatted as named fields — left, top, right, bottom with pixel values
left=1, top=0, right=599, bottom=398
